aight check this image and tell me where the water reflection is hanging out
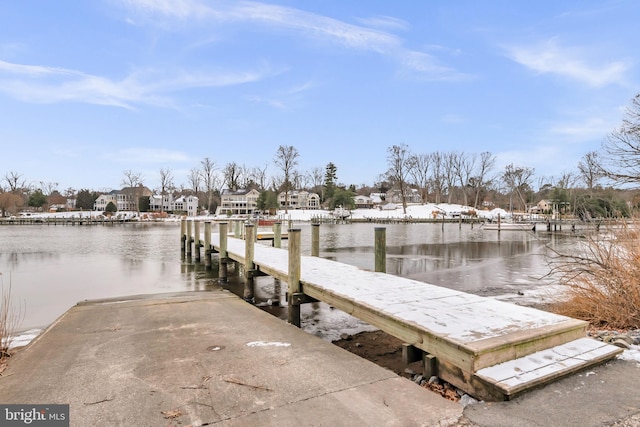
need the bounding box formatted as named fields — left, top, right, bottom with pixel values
left=1, top=221, right=572, bottom=339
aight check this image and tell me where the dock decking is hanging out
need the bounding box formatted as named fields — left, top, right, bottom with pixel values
left=198, top=226, right=622, bottom=401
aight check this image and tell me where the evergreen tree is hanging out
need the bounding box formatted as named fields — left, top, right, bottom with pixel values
left=324, top=162, right=337, bottom=201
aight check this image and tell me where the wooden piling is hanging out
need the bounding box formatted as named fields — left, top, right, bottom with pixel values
left=194, top=220, right=201, bottom=262
left=204, top=221, right=212, bottom=269
left=288, top=228, right=301, bottom=327
left=273, top=222, right=282, bottom=248
left=311, top=223, right=320, bottom=257
left=219, top=222, right=228, bottom=283
left=375, top=227, right=386, bottom=273
left=180, top=219, right=186, bottom=257
left=186, top=220, right=193, bottom=258
left=244, top=224, right=256, bottom=302
left=234, top=220, right=241, bottom=238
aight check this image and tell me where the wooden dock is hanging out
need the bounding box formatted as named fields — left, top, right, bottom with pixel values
left=182, top=220, right=622, bottom=401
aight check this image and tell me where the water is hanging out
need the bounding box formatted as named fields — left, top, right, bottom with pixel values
left=0, top=221, right=572, bottom=341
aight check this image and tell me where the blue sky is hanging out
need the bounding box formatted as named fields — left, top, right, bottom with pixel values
left=0, top=0, right=638, bottom=193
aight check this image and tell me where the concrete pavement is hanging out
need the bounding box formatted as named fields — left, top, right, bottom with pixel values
left=2, top=290, right=639, bottom=426
left=460, top=357, right=640, bottom=427
left=0, top=291, right=462, bottom=426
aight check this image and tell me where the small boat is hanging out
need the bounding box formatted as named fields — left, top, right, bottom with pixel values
left=332, top=207, right=351, bottom=220
left=482, top=222, right=536, bottom=231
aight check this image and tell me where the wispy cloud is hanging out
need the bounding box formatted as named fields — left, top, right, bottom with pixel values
left=549, top=116, right=614, bottom=141
left=104, top=147, right=191, bottom=163
left=0, top=60, right=269, bottom=109
left=121, top=0, right=465, bottom=79
left=505, top=39, right=630, bottom=87
left=249, top=80, right=316, bottom=110
left=354, top=15, right=410, bottom=32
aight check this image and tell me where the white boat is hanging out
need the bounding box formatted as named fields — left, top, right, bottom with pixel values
left=332, top=207, right=351, bottom=220
left=482, top=222, right=536, bottom=231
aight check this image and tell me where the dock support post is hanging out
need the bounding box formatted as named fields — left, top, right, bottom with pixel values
left=402, top=344, right=423, bottom=364
left=219, top=222, right=228, bottom=283
left=180, top=219, right=186, bottom=258
left=273, top=222, right=282, bottom=248
left=423, top=354, right=437, bottom=378
left=311, top=223, right=320, bottom=257
left=204, top=221, right=212, bottom=269
left=234, top=221, right=241, bottom=238
left=288, top=228, right=301, bottom=327
left=375, top=227, right=386, bottom=273
left=186, top=220, right=193, bottom=258
left=244, top=224, right=256, bottom=302
left=194, top=220, right=201, bottom=263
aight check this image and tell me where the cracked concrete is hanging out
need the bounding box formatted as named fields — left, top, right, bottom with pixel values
left=0, top=291, right=462, bottom=426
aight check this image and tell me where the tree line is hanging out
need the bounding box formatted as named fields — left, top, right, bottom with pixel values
left=3, top=93, right=640, bottom=219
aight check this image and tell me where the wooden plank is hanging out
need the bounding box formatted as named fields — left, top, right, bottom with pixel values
left=208, top=233, right=617, bottom=400
left=475, top=338, right=623, bottom=399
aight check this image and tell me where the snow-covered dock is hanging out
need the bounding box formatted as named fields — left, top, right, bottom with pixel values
left=190, top=223, right=622, bottom=401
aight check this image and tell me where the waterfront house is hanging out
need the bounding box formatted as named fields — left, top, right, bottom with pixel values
left=94, top=185, right=153, bottom=212
left=148, top=193, right=199, bottom=216
left=278, top=190, right=320, bottom=210
left=219, top=188, right=260, bottom=215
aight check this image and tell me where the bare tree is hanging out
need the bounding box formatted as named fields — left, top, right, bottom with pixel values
left=601, top=94, right=640, bottom=186
left=159, top=168, right=174, bottom=212
left=274, top=145, right=299, bottom=213
left=121, top=169, right=143, bottom=212
left=471, top=152, right=495, bottom=209
left=451, top=152, right=475, bottom=207
left=63, top=187, right=75, bottom=198
left=443, top=152, right=457, bottom=204
left=3, top=171, right=25, bottom=194
left=578, top=151, right=603, bottom=191
left=39, top=181, right=59, bottom=196
left=292, top=170, right=306, bottom=190
left=121, top=169, right=142, bottom=188
left=307, top=167, right=324, bottom=197
left=409, top=153, right=431, bottom=204
left=502, top=164, right=535, bottom=212
left=386, top=144, right=413, bottom=214
left=250, top=164, right=269, bottom=191
left=200, top=157, right=218, bottom=213
left=429, top=152, right=445, bottom=204
left=188, top=168, right=201, bottom=194
left=222, top=162, right=243, bottom=191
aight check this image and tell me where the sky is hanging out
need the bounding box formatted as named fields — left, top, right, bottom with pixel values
left=0, top=0, right=639, bottom=193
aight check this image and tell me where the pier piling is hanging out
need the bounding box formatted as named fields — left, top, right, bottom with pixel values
left=204, top=221, right=212, bottom=269
left=219, top=222, right=228, bottom=283
left=186, top=220, right=193, bottom=258
left=375, top=227, right=386, bottom=273
left=194, top=220, right=201, bottom=262
left=311, top=223, right=320, bottom=257
left=180, top=219, right=186, bottom=257
left=288, top=228, right=302, bottom=327
left=244, top=224, right=256, bottom=302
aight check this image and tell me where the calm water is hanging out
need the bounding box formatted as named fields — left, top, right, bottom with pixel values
left=0, top=221, right=572, bottom=340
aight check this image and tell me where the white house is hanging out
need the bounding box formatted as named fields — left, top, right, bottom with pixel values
left=220, top=189, right=260, bottom=215
left=93, top=186, right=153, bottom=212
left=278, top=190, right=320, bottom=210
left=354, top=195, right=374, bottom=209
left=149, top=193, right=199, bottom=216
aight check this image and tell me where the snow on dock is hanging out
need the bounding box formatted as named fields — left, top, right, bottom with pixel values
left=209, top=232, right=622, bottom=400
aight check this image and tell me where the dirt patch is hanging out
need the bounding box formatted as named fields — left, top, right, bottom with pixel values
left=332, top=329, right=461, bottom=401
